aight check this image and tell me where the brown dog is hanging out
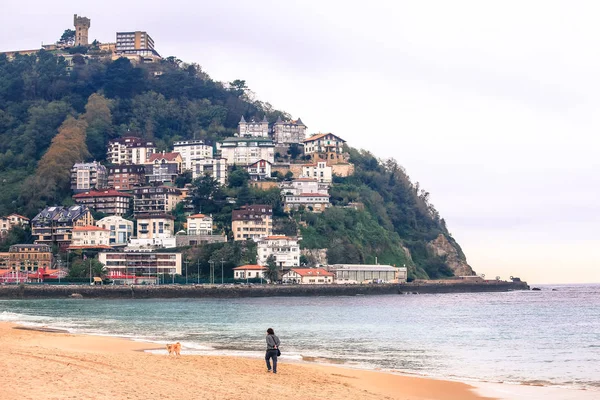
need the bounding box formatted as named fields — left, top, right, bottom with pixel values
left=166, top=342, right=181, bottom=356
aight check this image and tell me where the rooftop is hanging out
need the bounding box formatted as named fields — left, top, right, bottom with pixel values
left=73, top=189, right=132, bottom=198
left=289, top=268, right=334, bottom=277
left=303, top=133, right=346, bottom=143
left=147, top=152, right=182, bottom=162
left=233, top=264, right=267, bottom=271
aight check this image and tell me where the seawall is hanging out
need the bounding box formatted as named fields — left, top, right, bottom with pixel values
left=0, top=281, right=529, bottom=299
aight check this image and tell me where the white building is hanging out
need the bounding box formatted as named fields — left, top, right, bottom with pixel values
left=272, top=116, right=307, bottom=144
left=186, top=214, right=213, bottom=235
left=218, top=137, right=275, bottom=167
left=99, top=251, right=182, bottom=284
left=280, top=178, right=329, bottom=196
left=173, top=140, right=213, bottom=171
left=70, top=226, right=111, bottom=248
left=238, top=116, right=269, bottom=138
left=282, top=268, right=334, bottom=284
left=327, top=264, right=407, bottom=284
left=247, top=159, right=272, bottom=181
left=193, top=157, right=228, bottom=185
left=283, top=193, right=330, bottom=213
left=128, top=213, right=176, bottom=249
left=232, top=264, right=267, bottom=280
left=302, top=161, right=332, bottom=183
left=107, top=136, right=156, bottom=165
left=257, top=236, right=300, bottom=269
left=96, top=216, right=134, bottom=245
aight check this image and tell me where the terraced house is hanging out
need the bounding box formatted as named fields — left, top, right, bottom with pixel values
left=31, top=205, right=94, bottom=249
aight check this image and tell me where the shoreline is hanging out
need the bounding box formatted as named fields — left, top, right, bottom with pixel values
left=2, top=321, right=597, bottom=400
left=0, top=280, right=530, bottom=299
left=0, top=321, right=492, bottom=400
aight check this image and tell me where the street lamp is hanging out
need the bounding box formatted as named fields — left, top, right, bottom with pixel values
left=185, top=258, right=190, bottom=285
left=220, top=259, right=225, bottom=284
left=197, top=258, right=200, bottom=284
left=209, top=260, right=215, bottom=285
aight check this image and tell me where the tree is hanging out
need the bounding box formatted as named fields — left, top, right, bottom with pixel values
left=264, top=255, right=279, bottom=283
left=288, top=143, right=302, bottom=160
left=229, top=80, right=248, bottom=97
left=67, top=257, right=105, bottom=278
left=31, top=116, right=89, bottom=204
left=58, top=29, right=75, bottom=46
left=83, top=93, right=113, bottom=160
left=228, top=169, right=250, bottom=188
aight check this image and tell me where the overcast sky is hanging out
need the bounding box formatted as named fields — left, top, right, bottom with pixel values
left=2, top=1, right=599, bottom=283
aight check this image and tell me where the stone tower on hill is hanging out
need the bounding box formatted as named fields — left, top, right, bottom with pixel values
left=74, top=14, right=91, bottom=46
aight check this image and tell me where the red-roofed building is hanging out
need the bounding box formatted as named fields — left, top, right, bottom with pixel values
left=302, top=133, right=346, bottom=163
left=232, top=264, right=267, bottom=280
left=282, top=268, right=334, bottom=285
left=144, top=152, right=183, bottom=184
left=73, top=189, right=133, bottom=216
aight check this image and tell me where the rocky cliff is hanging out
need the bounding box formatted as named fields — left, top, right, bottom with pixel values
left=427, top=234, right=475, bottom=276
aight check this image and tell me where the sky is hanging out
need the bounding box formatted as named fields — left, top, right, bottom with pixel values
left=1, top=1, right=599, bottom=284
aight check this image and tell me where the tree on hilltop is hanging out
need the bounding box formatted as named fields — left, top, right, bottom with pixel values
left=58, top=29, right=75, bottom=46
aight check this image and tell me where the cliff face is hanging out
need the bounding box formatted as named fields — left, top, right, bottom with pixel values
left=427, top=234, right=475, bottom=276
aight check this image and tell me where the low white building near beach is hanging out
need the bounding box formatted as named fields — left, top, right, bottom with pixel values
left=327, top=264, right=407, bottom=284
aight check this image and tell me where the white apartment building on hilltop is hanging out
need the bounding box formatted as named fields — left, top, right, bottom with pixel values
left=302, top=161, right=333, bottom=183
left=107, top=136, right=156, bottom=165
left=96, top=215, right=134, bottom=245
left=218, top=137, right=275, bottom=167
left=173, top=140, right=213, bottom=171
left=257, top=236, right=300, bottom=269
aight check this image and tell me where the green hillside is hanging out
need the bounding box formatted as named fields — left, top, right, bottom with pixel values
left=0, top=51, right=470, bottom=279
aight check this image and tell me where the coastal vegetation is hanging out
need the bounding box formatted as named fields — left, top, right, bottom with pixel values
left=0, top=50, right=468, bottom=280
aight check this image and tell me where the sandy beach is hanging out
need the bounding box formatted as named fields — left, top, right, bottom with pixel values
left=0, top=322, right=491, bottom=400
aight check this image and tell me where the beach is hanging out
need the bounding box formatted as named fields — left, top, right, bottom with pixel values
left=0, top=322, right=489, bottom=400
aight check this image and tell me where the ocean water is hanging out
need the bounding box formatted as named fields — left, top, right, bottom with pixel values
left=1, top=284, right=599, bottom=396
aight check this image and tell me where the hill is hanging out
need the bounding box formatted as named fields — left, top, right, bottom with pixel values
left=0, top=50, right=473, bottom=280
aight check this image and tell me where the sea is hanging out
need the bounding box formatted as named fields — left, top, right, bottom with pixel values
left=1, top=284, right=599, bottom=399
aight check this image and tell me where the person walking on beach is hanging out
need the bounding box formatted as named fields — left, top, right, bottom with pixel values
left=265, top=328, right=280, bottom=374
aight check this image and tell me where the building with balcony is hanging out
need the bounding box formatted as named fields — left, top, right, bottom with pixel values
left=31, top=206, right=94, bottom=249
left=99, top=252, right=182, bottom=284
left=238, top=115, right=269, bottom=138
left=71, top=161, right=108, bottom=193
left=231, top=205, right=273, bottom=241
left=257, top=236, right=300, bottom=269
left=128, top=213, right=176, bottom=249
left=96, top=216, right=134, bottom=245
left=247, top=159, right=272, bottom=181
left=115, top=31, right=161, bottom=61
left=280, top=178, right=329, bottom=196
left=218, top=137, right=275, bottom=167
left=145, top=152, right=183, bottom=184
left=72, top=189, right=132, bottom=216
left=107, top=164, right=146, bottom=190
left=107, top=136, right=156, bottom=165
left=132, top=186, right=182, bottom=215
left=302, top=133, right=346, bottom=163
left=283, top=193, right=330, bottom=213
left=301, top=161, right=332, bottom=183
left=70, top=226, right=111, bottom=248
left=186, top=214, right=213, bottom=235
left=192, top=157, right=228, bottom=185
left=7, top=244, right=53, bottom=272
left=273, top=117, right=307, bottom=144
left=0, top=214, right=29, bottom=236
left=173, top=140, right=213, bottom=171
